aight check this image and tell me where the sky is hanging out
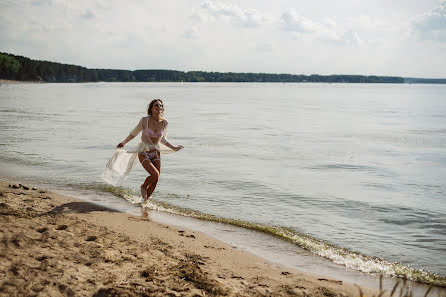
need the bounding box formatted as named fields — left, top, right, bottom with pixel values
left=1, top=0, right=446, bottom=78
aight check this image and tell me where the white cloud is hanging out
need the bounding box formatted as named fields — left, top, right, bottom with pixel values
left=320, top=29, right=362, bottom=46
left=280, top=9, right=321, bottom=33
left=280, top=9, right=361, bottom=46
left=198, top=1, right=270, bottom=28
left=182, top=27, right=198, bottom=39
left=190, top=9, right=215, bottom=23
left=256, top=42, right=273, bottom=53
left=341, top=30, right=361, bottom=45
left=81, top=8, right=96, bottom=19
left=411, top=3, right=446, bottom=41
left=95, top=0, right=113, bottom=10
left=31, top=0, right=52, bottom=6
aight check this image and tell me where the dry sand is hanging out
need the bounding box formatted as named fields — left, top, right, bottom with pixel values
left=0, top=180, right=378, bottom=297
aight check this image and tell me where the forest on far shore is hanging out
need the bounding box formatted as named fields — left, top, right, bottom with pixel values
left=1, top=52, right=445, bottom=84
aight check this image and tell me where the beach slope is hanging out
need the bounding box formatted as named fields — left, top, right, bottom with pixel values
left=0, top=180, right=376, bottom=296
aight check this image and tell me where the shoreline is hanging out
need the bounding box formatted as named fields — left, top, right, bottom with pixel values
left=0, top=79, right=43, bottom=84
left=2, top=79, right=446, bottom=85
left=0, top=179, right=381, bottom=297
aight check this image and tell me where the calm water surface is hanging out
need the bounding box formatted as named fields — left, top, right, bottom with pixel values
left=1, top=82, right=445, bottom=282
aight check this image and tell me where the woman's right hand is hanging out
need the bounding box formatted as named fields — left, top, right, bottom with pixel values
left=117, top=142, right=124, bottom=148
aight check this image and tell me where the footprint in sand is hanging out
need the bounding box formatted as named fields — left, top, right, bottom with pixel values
left=203, top=245, right=225, bottom=251
left=86, top=235, right=97, bottom=242
left=56, top=225, right=68, bottom=230
left=318, top=278, right=343, bottom=284
left=37, top=227, right=48, bottom=233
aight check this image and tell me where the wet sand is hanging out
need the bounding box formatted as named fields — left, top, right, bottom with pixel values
left=0, top=180, right=380, bottom=296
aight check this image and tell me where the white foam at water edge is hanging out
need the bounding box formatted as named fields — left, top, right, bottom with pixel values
left=142, top=201, right=182, bottom=215
left=123, top=193, right=144, bottom=205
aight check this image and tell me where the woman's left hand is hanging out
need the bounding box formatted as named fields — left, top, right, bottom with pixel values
left=174, top=145, right=184, bottom=151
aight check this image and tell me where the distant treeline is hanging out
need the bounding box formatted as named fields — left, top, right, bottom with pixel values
left=404, top=77, right=446, bottom=84
left=0, top=52, right=443, bottom=84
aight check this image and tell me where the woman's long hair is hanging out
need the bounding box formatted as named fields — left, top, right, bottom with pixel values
left=147, top=99, right=164, bottom=116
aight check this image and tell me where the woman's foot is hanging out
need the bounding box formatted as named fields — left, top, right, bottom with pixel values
left=140, top=185, right=147, bottom=202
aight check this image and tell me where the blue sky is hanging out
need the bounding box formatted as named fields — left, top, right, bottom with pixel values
left=1, top=0, right=446, bottom=77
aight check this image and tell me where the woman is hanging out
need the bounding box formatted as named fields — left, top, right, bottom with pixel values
left=101, top=99, right=183, bottom=202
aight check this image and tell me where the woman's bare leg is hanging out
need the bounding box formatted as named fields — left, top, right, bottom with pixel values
left=146, top=159, right=161, bottom=198
left=138, top=153, right=161, bottom=201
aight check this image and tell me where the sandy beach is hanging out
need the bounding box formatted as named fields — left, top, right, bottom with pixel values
left=0, top=179, right=384, bottom=297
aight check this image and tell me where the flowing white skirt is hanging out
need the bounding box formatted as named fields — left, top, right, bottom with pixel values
left=101, top=141, right=174, bottom=186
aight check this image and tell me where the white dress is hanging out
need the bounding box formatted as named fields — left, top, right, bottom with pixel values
left=101, top=116, right=175, bottom=186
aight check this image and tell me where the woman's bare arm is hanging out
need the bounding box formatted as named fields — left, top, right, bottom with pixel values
left=117, top=118, right=143, bottom=148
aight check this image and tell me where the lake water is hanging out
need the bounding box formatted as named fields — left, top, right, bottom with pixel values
left=1, top=82, right=445, bottom=287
